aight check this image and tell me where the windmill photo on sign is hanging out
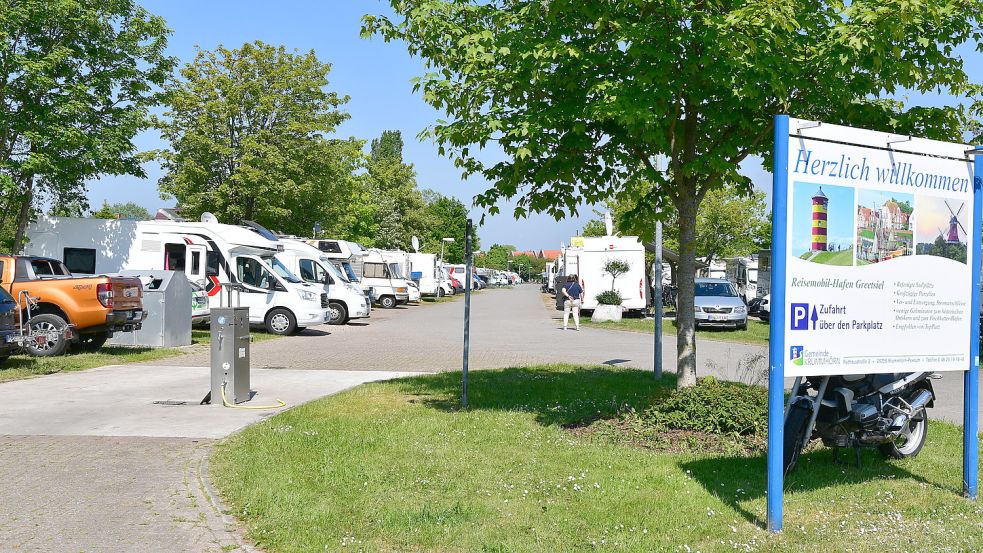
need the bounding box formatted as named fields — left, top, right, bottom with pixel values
left=915, top=195, right=969, bottom=263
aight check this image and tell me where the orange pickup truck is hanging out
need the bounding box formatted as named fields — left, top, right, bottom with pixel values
left=0, top=255, right=146, bottom=356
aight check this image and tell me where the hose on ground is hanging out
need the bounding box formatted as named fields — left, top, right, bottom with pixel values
left=221, top=381, right=286, bottom=410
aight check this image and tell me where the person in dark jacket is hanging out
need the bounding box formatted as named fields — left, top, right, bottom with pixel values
left=561, top=274, right=584, bottom=330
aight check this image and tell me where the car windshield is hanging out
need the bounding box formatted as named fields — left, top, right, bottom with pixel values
left=695, top=282, right=738, bottom=297
left=748, top=268, right=758, bottom=284
left=388, top=263, right=404, bottom=279
left=264, top=256, right=303, bottom=284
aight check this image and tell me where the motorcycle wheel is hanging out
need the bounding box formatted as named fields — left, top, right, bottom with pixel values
left=783, top=402, right=811, bottom=475
left=879, top=409, right=928, bottom=459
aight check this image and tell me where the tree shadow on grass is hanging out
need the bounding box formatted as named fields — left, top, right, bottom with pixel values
left=679, top=447, right=953, bottom=528
left=393, top=365, right=674, bottom=427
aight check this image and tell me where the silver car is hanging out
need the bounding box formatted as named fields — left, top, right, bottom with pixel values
left=694, top=278, right=748, bottom=330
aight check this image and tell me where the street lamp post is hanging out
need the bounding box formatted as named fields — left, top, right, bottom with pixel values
left=440, top=237, right=455, bottom=265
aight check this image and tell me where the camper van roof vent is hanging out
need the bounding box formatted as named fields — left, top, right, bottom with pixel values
left=201, top=212, right=219, bottom=224
left=243, top=220, right=279, bottom=242
left=156, top=208, right=186, bottom=221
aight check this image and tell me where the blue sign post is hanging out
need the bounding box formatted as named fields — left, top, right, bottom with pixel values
left=967, top=151, right=982, bottom=500
left=768, top=117, right=980, bottom=532
left=767, top=115, right=790, bottom=532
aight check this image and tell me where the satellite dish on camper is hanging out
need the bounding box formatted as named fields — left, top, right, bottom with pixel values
left=604, top=212, right=614, bottom=236
left=201, top=212, right=219, bottom=224
left=411, top=236, right=420, bottom=253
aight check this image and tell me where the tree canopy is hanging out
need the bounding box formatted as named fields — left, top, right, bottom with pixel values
left=364, top=0, right=980, bottom=387
left=155, top=41, right=363, bottom=236
left=0, top=0, right=173, bottom=251
left=91, top=201, right=153, bottom=220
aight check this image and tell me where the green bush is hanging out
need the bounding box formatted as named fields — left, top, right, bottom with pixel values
left=641, top=377, right=767, bottom=435
left=595, top=290, right=623, bottom=305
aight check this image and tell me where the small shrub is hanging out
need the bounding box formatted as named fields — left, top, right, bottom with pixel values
left=641, top=377, right=767, bottom=435
left=595, top=290, right=623, bottom=305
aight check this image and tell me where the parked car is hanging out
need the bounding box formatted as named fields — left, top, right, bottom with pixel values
left=0, top=286, right=25, bottom=365
left=693, top=277, right=747, bottom=330
left=0, top=255, right=146, bottom=355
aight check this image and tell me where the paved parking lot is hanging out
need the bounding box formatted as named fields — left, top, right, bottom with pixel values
left=0, top=284, right=978, bottom=552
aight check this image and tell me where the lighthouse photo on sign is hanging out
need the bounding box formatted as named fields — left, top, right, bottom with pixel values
left=914, top=195, right=969, bottom=264
left=791, top=182, right=856, bottom=265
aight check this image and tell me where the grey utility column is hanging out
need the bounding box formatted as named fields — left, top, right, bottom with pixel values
left=209, top=307, right=250, bottom=404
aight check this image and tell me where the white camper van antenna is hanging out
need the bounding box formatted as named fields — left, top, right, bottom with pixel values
left=411, top=236, right=420, bottom=253
left=201, top=212, right=219, bottom=224
left=604, top=212, right=614, bottom=236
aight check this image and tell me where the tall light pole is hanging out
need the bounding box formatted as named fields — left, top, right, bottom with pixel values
left=440, top=237, right=455, bottom=265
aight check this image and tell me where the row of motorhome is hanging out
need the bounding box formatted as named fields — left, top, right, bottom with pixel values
left=25, top=214, right=371, bottom=334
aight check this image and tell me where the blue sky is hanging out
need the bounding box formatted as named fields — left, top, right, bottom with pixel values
left=85, top=1, right=980, bottom=251
left=791, top=182, right=855, bottom=256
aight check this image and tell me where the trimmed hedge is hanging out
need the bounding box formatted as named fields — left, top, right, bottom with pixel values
left=641, top=377, right=767, bottom=435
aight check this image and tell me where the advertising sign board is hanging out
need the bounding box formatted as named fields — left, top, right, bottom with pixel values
left=779, top=118, right=976, bottom=376
left=767, top=115, right=980, bottom=532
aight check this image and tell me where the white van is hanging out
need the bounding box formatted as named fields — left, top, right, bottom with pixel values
left=308, top=239, right=365, bottom=290
left=26, top=215, right=331, bottom=335
left=361, top=250, right=410, bottom=308
left=277, top=239, right=371, bottom=325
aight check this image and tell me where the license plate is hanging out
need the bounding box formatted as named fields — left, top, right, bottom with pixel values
left=122, top=287, right=139, bottom=298
left=709, top=314, right=728, bottom=321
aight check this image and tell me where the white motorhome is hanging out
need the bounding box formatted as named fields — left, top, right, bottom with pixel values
left=571, top=235, right=647, bottom=314
left=408, top=252, right=441, bottom=296
left=26, top=215, right=330, bottom=335
left=724, top=257, right=758, bottom=304
left=381, top=251, right=420, bottom=303
left=277, top=239, right=371, bottom=325
left=357, top=250, right=410, bottom=308
left=308, top=239, right=365, bottom=288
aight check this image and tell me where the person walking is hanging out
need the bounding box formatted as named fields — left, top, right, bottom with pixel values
left=561, top=274, right=584, bottom=330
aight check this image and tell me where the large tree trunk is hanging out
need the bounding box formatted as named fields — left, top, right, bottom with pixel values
left=11, top=175, right=34, bottom=254
left=675, top=180, right=699, bottom=388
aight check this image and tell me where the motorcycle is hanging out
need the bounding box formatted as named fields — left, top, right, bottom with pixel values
left=783, top=372, right=937, bottom=474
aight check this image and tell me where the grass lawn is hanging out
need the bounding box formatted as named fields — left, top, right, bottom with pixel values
left=0, top=327, right=281, bottom=384
left=859, top=229, right=875, bottom=240
left=803, top=249, right=854, bottom=266
left=586, top=317, right=771, bottom=346
left=212, top=365, right=983, bottom=552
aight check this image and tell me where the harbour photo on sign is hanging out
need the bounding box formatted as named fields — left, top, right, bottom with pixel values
left=914, top=195, right=969, bottom=264
left=791, top=182, right=855, bottom=266
left=855, top=189, right=914, bottom=265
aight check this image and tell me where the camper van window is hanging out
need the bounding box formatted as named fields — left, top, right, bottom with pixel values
left=388, top=263, right=405, bottom=279
left=191, top=251, right=201, bottom=274
left=237, top=257, right=275, bottom=289
left=63, top=248, right=96, bottom=274
left=269, top=257, right=303, bottom=284
left=320, top=258, right=349, bottom=283
left=164, top=243, right=186, bottom=271
left=317, top=241, right=343, bottom=254
left=363, top=262, right=388, bottom=279
left=299, top=259, right=331, bottom=284
left=206, top=251, right=219, bottom=277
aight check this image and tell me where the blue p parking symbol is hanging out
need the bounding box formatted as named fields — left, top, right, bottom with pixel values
left=790, top=303, right=809, bottom=330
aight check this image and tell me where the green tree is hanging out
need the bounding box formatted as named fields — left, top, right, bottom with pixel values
left=91, top=201, right=153, bottom=220
left=660, top=186, right=769, bottom=267
left=478, top=244, right=516, bottom=270
left=364, top=1, right=978, bottom=387
left=581, top=218, right=607, bottom=238
left=156, top=41, right=364, bottom=236
left=365, top=129, right=429, bottom=249
left=419, top=191, right=474, bottom=263
left=0, top=0, right=173, bottom=251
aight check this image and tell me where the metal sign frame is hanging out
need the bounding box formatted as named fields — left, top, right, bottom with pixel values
left=767, top=114, right=980, bottom=532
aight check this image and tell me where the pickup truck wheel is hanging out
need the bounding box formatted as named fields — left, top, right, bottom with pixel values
left=327, top=302, right=348, bottom=325
left=78, top=332, right=109, bottom=352
left=25, top=314, right=70, bottom=357
left=265, top=308, right=297, bottom=335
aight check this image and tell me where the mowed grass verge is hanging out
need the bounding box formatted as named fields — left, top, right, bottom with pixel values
left=211, top=365, right=982, bottom=552
left=0, top=327, right=282, bottom=383
left=586, top=317, right=771, bottom=346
